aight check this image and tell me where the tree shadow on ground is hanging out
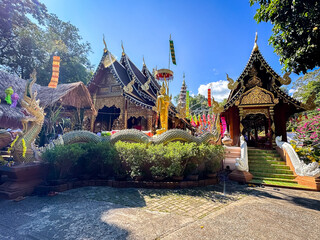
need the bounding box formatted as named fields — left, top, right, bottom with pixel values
left=222, top=181, right=320, bottom=212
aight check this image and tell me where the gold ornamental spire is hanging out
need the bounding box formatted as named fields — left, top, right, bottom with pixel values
left=143, top=55, right=146, bottom=66
left=121, top=40, right=125, bottom=56
left=253, top=32, right=259, bottom=52
left=103, top=34, right=107, bottom=53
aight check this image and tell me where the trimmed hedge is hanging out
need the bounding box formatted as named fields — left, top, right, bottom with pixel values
left=42, top=141, right=225, bottom=181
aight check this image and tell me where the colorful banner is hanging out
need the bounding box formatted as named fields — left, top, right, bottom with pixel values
left=202, top=114, right=206, bottom=125
left=207, top=114, right=211, bottom=126
left=190, top=115, right=196, bottom=127
left=221, top=116, right=227, bottom=137
left=194, top=114, right=198, bottom=126
left=208, top=89, right=211, bottom=107
left=169, top=39, right=176, bottom=65
left=186, top=90, right=189, bottom=118
left=198, top=115, right=202, bottom=126
left=48, top=56, right=60, bottom=88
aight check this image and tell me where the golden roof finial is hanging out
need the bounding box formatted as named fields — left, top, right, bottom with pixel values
left=253, top=32, right=259, bottom=52
left=121, top=40, right=125, bottom=56
left=143, top=55, right=146, bottom=66
left=103, top=34, right=107, bottom=53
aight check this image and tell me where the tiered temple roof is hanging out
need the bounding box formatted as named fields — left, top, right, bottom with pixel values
left=87, top=49, right=158, bottom=110
left=224, top=35, right=307, bottom=113
left=88, top=46, right=178, bottom=116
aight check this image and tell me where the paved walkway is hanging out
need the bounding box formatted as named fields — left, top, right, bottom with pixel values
left=0, top=182, right=319, bottom=239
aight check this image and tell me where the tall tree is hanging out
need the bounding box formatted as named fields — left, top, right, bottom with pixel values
left=0, top=0, right=92, bottom=84
left=292, top=68, right=320, bottom=105
left=250, top=0, right=320, bottom=74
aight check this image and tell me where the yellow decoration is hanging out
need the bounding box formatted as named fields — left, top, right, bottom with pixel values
left=22, top=138, right=27, bottom=158
left=156, top=83, right=170, bottom=135
left=7, top=135, right=19, bottom=154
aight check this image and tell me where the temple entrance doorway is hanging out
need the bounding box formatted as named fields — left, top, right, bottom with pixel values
left=241, top=113, right=272, bottom=149
left=127, top=116, right=148, bottom=131
left=94, top=106, right=120, bottom=132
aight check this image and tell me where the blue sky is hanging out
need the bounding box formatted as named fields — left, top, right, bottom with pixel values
left=40, top=0, right=298, bottom=102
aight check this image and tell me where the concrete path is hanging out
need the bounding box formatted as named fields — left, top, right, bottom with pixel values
left=0, top=183, right=319, bottom=240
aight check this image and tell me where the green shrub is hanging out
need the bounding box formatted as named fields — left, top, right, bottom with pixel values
left=115, top=141, right=148, bottom=177
left=42, top=144, right=85, bottom=180
left=77, top=142, right=117, bottom=178
left=147, top=144, right=168, bottom=178
left=165, top=142, right=197, bottom=177
left=42, top=142, right=117, bottom=180
left=198, top=144, right=224, bottom=174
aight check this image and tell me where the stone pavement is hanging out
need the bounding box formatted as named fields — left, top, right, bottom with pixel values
left=0, top=182, right=319, bottom=239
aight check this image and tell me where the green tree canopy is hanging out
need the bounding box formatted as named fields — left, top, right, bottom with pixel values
left=292, top=68, right=320, bottom=105
left=0, top=0, right=92, bottom=85
left=250, top=0, right=320, bottom=74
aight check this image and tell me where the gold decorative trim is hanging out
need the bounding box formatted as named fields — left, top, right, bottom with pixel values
left=242, top=108, right=269, bottom=119
left=240, top=86, right=277, bottom=105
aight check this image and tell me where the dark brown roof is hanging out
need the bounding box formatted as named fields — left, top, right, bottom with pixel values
left=0, top=71, right=96, bottom=129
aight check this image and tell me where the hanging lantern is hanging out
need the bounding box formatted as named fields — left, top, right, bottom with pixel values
left=48, top=56, right=61, bottom=88
left=208, top=89, right=211, bottom=107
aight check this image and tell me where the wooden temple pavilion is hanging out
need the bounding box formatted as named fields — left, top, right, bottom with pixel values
left=87, top=43, right=186, bottom=133
left=222, top=34, right=312, bottom=149
left=0, top=71, right=96, bottom=130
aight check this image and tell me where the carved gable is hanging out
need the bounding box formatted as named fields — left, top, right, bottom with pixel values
left=237, top=86, right=278, bottom=106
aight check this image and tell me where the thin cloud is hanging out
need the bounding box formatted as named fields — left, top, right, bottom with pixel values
left=198, top=80, right=230, bottom=102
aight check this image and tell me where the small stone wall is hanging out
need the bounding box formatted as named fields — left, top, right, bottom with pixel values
left=35, top=178, right=218, bottom=194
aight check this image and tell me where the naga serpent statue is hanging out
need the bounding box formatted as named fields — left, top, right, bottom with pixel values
left=12, top=72, right=218, bottom=162
left=12, top=70, right=45, bottom=163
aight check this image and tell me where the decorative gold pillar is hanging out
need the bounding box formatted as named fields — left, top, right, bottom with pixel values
left=239, top=107, right=244, bottom=134
left=269, top=106, right=276, bottom=148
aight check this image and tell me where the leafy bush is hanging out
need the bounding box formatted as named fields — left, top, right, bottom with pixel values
left=42, top=142, right=117, bottom=180
left=42, top=144, right=85, bottom=180
left=115, top=141, right=148, bottom=177
left=147, top=144, right=168, bottom=178
left=198, top=144, right=225, bottom=173
left=288, top=108, right=320, bottom=165
left=77, top=142, right=117, bottom=178
left=114, top=141, right=224, bottom=179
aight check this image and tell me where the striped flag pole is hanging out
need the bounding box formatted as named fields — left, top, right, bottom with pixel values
left=169, top=35, right=176, bottom=66
left=186, top=90, right=189, bottom=118
left=48, top=56, right=60, bottom=88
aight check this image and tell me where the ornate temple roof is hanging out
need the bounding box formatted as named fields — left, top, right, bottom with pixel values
left=224, top=33, right=307, bottom=112
left=87, top=49, right=157, bottom=110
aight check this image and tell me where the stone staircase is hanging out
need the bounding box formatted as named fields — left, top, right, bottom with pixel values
left=248, top=148, right=312, bottom=189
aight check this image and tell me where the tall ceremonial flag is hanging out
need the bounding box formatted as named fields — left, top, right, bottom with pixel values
left=186, top=91, right=190, bottom=118
left=202, top=114, right=206, bottom=125
left=208, top=89, right=211, bottom=107
left=194, top=114, right=198, bottom=126
left=48, top=56, right=60, bottom=88
left=169, top=35, right=176, bottom=65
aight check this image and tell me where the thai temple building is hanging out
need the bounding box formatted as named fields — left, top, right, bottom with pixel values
left=222, top=33, right=314, bottom=149
left=86, top=43, right=187, bottom=132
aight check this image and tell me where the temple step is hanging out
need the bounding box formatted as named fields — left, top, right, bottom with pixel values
left=250, top=171, right=296, bottom=179
left=247, top=147, right=307, bottom=189
left=248, top=159, right=286, bottom=165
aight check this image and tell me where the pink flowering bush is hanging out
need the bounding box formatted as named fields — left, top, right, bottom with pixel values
left=288, top=109, right=320, bottom=165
